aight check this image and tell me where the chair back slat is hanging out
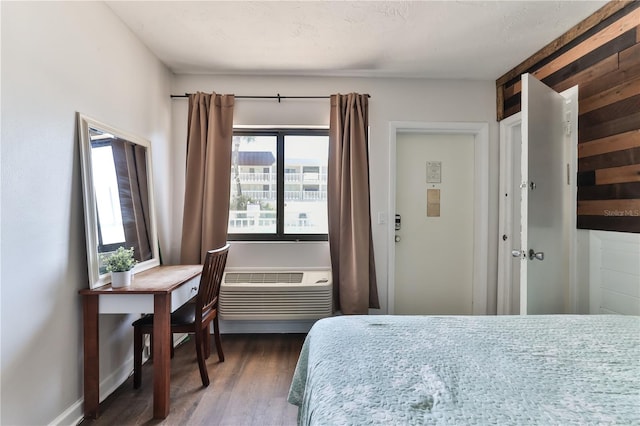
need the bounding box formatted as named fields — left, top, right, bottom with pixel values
left=195, top=244, right=230, bottom=323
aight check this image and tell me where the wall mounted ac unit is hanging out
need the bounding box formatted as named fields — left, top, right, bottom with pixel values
left=220, top=269, right=332, bottom=320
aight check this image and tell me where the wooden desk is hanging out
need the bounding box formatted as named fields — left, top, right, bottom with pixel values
left=79, top=265, right=202, bottom=419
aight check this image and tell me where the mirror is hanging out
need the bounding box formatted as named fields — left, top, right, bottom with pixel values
left=78, top=113, right=160, bottom=288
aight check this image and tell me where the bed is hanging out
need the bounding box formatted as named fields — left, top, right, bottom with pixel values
left=288, top=315, right=640, bottom=425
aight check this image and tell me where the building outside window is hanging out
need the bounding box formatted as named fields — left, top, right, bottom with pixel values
left=229, top=129, right=328, bottom=241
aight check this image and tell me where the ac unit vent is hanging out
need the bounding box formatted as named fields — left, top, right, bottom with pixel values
left=220, top=269, right=332, bottom=320
left=224, top=272, right=304, bottom=284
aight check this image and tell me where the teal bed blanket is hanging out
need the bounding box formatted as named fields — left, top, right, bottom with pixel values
left=288, top=315, right=640, bottom=425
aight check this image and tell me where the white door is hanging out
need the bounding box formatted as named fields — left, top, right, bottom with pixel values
left=518, top=74, right=574, bottom=314
left=394, top=133, right=474, bottom=315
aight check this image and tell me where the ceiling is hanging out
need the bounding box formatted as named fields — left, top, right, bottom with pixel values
left=107, top=1, right=608, bottom=80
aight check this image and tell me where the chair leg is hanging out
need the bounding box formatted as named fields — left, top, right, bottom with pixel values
left=213, top=316, right=224, bottom=362
left=203, top=324, right=211, bottom=359
left=170, top=330, right=175, bottom=359
left=194, top=326, right=210, bottom=387
left=133, top=327, right=143, bottom=389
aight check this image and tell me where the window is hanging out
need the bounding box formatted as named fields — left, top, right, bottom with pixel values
left=90, top=143, right=126, bottom=250
left=228, top=129, right=329, bottom=241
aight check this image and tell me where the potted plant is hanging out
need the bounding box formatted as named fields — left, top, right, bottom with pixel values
left=102, top=246, right=137, bottom=288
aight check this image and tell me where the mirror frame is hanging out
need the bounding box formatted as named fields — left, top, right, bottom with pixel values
left=78, top=113, right=160, bottom=289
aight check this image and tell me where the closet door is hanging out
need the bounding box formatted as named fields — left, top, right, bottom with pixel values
left=518, top=73, right=575, bottom=314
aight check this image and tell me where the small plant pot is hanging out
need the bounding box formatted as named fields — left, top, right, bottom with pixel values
left=111, top=270, right=133, bottom=288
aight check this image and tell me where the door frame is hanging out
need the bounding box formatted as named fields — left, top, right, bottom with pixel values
left=388, top=121, right=489, bottom=315
left=497, top=112, right=522, bottom=315
left=564, top=86, right=579, bottom=314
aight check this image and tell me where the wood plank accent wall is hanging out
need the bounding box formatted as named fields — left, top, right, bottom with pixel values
left=496, top=1, right=640, bottom=234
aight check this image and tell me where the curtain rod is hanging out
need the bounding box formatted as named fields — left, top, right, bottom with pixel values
left=170, top=93, right=370, bottom=103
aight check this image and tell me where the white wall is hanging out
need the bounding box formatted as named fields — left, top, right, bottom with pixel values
left=170, top=74, right=499, bottom=315
left=583, top=231, right=640, bottom=315
left=0, top=3, right=172, bottom=425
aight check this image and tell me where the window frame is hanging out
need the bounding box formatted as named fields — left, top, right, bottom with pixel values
left=228, top=128, right=329, bottom=242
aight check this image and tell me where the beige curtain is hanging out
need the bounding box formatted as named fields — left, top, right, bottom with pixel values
left=180, top=92, right=235, bottom=264
left=328, top=93, right=380, bottom=314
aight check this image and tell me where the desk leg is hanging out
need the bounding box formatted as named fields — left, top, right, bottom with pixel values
left=83, top=294, right=100, bottom=419
left=153, top=294, right=171, bottom=419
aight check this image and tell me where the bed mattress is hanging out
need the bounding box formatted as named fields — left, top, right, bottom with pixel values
left=288, top=315, right=640, bottom=425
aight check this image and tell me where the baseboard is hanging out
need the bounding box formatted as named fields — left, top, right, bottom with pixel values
left=99, top=354, right=135, bottom=402
left=48, top=355, right=134, bottom=426
left=219, top=319, right=317, bottom=334
left=47, top=399, right=83, bottom=426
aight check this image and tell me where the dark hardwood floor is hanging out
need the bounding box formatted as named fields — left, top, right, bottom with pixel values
left=80, top=333, right=306, bottom=426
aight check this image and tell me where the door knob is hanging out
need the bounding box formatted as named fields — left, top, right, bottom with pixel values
left=528, top=249, right=544, bottom=261
left=511, top=250, right=523, bottom=258
left=395, top=235, right=401, bottom=242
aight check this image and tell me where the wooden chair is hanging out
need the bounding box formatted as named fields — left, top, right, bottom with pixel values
left=132, top=244, right=230, bottom=388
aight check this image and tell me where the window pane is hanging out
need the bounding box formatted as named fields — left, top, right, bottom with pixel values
left=229, top=135, right=277, bottom=234
left=284, top=135, right=328, bottom=234
left=91, top=145, right=126, bottom=244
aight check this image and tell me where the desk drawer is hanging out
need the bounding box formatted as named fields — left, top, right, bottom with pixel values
left=98, top=276, right=201, bottom=314
left=171, top=276, right=200, bottom=311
